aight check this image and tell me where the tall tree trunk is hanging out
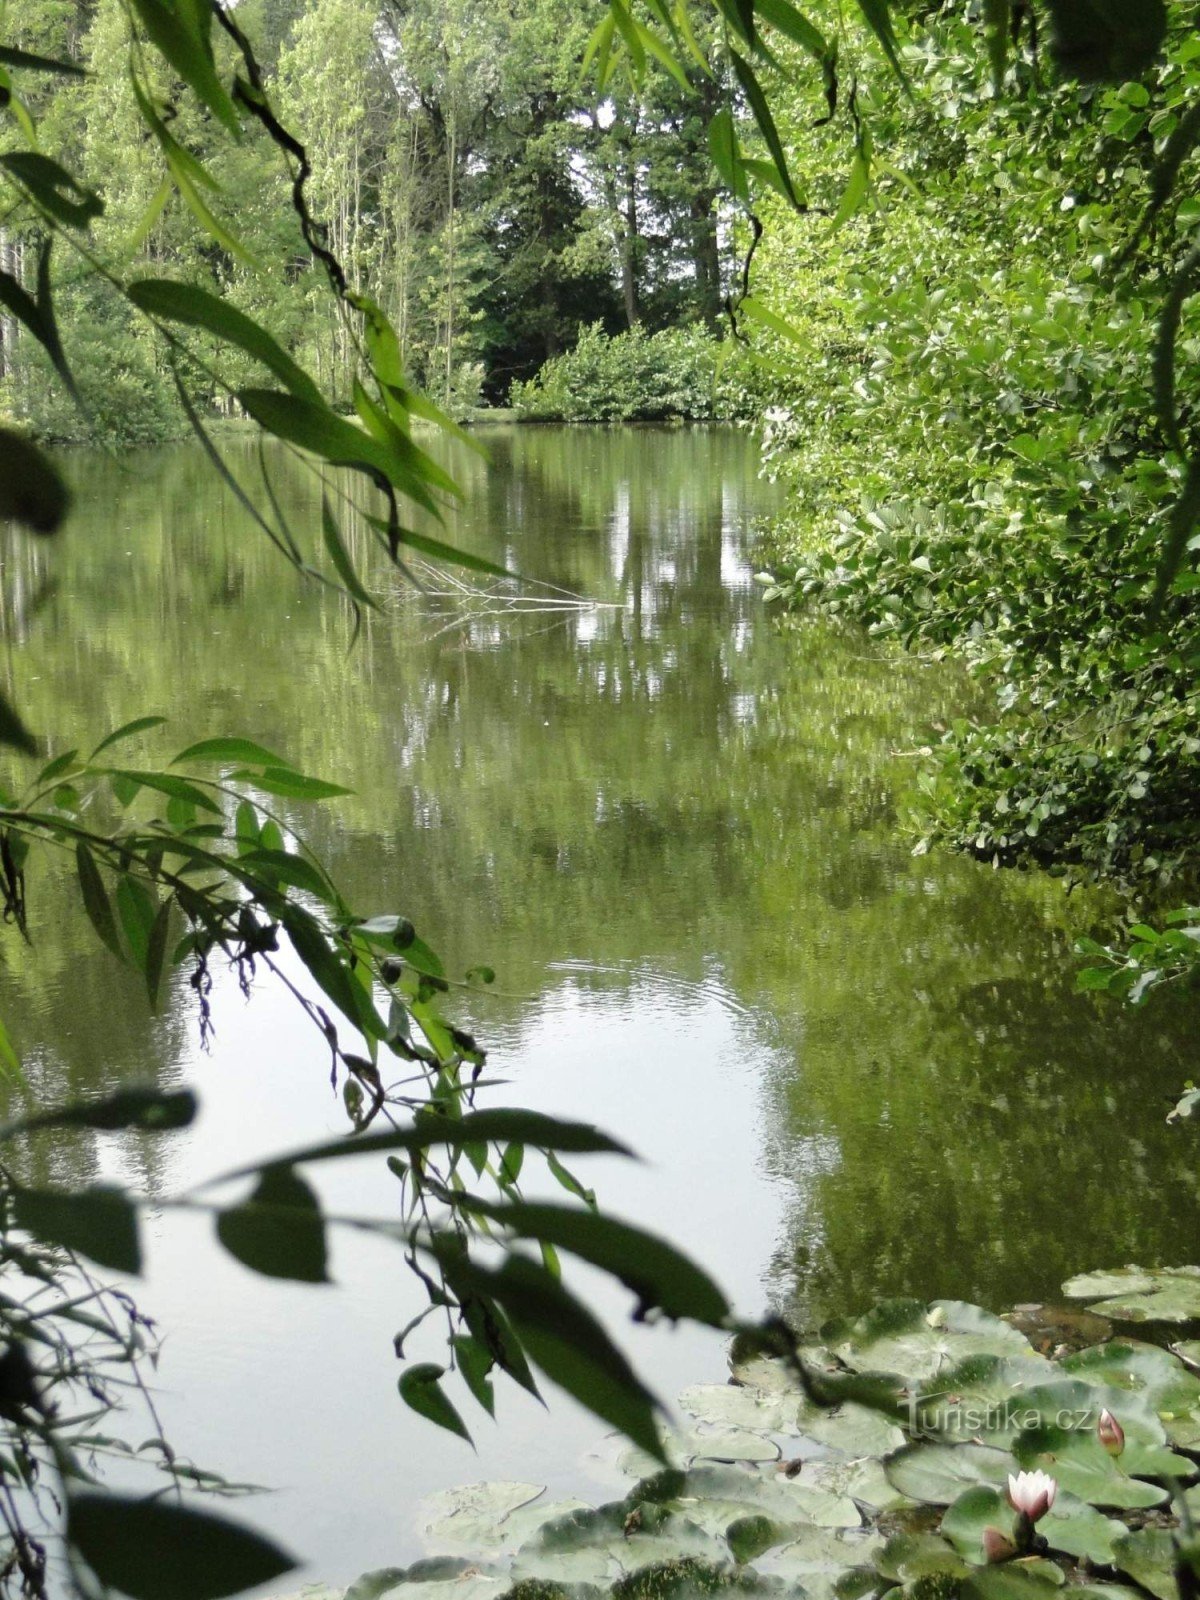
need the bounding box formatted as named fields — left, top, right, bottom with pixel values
left=620, top=143, right=640, bottom=329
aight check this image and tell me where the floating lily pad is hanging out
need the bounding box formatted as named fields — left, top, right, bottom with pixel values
left=355, top=1561, right=509, bottom=1600
left=911, top=1355, right=1058, bottom=1444
left=825, top=1302, right=1032, bottom=1386
left=515, top=1503, right=726, bottom=1587
left=1010, top=1415, right=1177, bottom=1510
left=1061, top=1341, right=1200, bottom=1447
left=884, top=1445, right=1013, bottom=1507
left=1112, top=1527, right=1181, bottom=1600
left=609, top=1558, right=773, bottom=1600
left=791, top=1402, right=907, bottom=1462
left=877, top=1532, right=970, bottom=1584
left=753, top=1526, right=884, bottom=1600
left=802, top=1457, right=914, bottom=1514
left=639, top=1462, right=860, bottom=1538
left=420, top=1484, right=549, bottom=1555
left=1063, top=1267, right=1200, bottom=1325
left=959, top=1562, right=1065, bottom=1600
left=940, top=1487, right=1017, bottom=1566
left=678, top=1388, right=789, bottom=1435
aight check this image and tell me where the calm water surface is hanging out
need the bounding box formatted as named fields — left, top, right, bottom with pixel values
left=1, top=426, right=1198, bottom=1586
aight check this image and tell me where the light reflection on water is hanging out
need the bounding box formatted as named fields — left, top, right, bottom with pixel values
left=1, top=425, right=1198, bottom=1587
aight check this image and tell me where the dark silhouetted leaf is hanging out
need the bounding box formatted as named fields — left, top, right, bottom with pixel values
left=216, top=1166, right=329, bottom=1283
left=0, top=427, right=70, bottom=534
left=13, top=1184, right=140, bottom=1274
left=0, top=152, right=102, bottom=225
left=68, top=1492, right=296, bottom=1600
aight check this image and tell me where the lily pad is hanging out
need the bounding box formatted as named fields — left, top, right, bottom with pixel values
left=825, top=1302, right=1032, bottom=1386
left=1063, top=1267, right=1200, bottom=1325
left=1060, top=1341, right=1200, bottom=1448
left=959, top=1563, right=1065, bottom=1600
left=754, top=1526, right=884, bottom=1600
left=911, top=1355, right=1058, bottom=1444
left=1010, top=1416, right=1177, bottom=1510
left=361, top=1561, right=509, bottom=1600
left=420, top=1484, right=549, bottom=1555
left=940, top=1487, right=1017, bottom=1566
left=646, top=1462, right=861, bottom=1536
left=877, top=1532, right=970, bottom=1583
left=678, top=1388, right=789, bottom=1435
left=883, top=1445, right=1013, bottom=1507
left=802, top=1457, right=914, bottom=1514
left=791, top=1402, right=906, bottom=1462
left=609, top=1558, right=774, bottom=1600
left=515, top=1504, right=726, bottom=1587
left=1174, top=1341, right=1200, bottom=1373
left=1112, top=1527, right=1181, bottom=1600
left=940, top=1484, right=1124, bottom=1568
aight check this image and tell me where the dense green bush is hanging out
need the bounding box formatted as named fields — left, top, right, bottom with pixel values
left=511, top=322, right=758, bottom=422
left=755, top=8, right=1200, bottom=907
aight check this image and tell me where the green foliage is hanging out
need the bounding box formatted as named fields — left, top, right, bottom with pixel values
left=512, top=324, right=757, bottom=423
left=752, top=7, right=1200, bottom=924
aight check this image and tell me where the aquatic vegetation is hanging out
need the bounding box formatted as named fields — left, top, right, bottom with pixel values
left=359, top=1284, right=1200, bottom=1600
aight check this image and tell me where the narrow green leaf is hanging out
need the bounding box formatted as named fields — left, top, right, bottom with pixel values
left=730, top=52, right=801, bottom=210
left=128, top=280, right=322, bottom=408
left=708, top=108, right=748, bottom=204
left=283, top=909, right=383, bottom=1037
left=739, top=296, right=807, bottom=346
left=0, top=45, right=86, bottom=76
left=398, top=1363, right=472, bottom=1442
left=365, top=514, right=519, bottom=581
left=90, top=716, right=167, bottom=759
left=322, top=494, right=379, bottom=612
left=127, top=0, right=240, bottom=133
left=237, top=389, right=440, bottom=514
left=170, top=736, right=285, bottom=767
left=222, top=1109, right=633, bottom=1179
left=451, top=1334, right=496, bottom=1417
left=13, top=1184, right=140, bottom=1274
left=753, top=0, right=828, bottom=58
left=854, top=0, right=905, bottom=78
left=68, top=1493, right=295, bottom=1600
left=230, top=767, right=353, bottom=801
left=116, top=876, right=158, bottom=971
left=0, top=1015, right=24, bottom=1084
left=216, top=1166, right=329, bottom=1284
left=0, top=690, right=38, bottom=756
left=833, top=151, right=871, bottom=229
left=145, top=900, right=171, bottom=1011
left=75, top=842, right=123, bottom=959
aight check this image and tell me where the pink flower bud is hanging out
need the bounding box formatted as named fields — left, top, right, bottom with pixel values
left=1098, top=1408, right=1125, bottom=1456
left=983, top=1527, right=1016, bottom=1564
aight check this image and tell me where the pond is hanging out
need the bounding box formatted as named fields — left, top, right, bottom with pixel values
left=0, top=425, right=1197, bottom=1589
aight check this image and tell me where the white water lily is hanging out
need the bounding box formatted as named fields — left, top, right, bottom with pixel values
left=1006, top=1469, right=1057, bottom=1522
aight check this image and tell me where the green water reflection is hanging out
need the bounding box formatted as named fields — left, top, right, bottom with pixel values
left=1, top=424, right=1198, bottom=1335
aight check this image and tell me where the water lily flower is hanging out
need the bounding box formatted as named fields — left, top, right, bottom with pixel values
left=1098, top=1408, right=1125, bottom=1456
left=1007, top=1469, right=1057, bottom=1522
